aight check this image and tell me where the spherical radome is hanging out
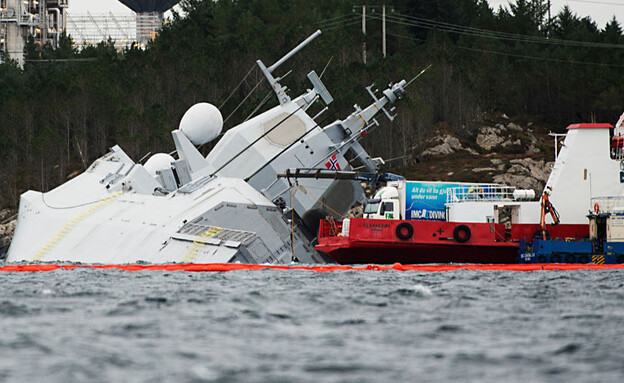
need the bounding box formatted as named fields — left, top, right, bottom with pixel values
left=179, top=103, right=223, bottom=146
left=144, top=153, right=175, bottom=178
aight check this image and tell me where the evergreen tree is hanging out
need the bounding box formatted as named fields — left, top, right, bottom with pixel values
left=0, top=0, right=623, bottom=209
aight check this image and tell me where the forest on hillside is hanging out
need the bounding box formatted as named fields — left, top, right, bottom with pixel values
left=1, top=0, right=623, bottom=209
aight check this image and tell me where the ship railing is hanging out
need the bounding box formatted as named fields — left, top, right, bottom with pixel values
left=319, top=218, right=343, bottom=238
left=178, top=223, right=257, bottom=245
left=447, top=185, right=516, bottom=203
left=591, top=196, right=624, bottom=214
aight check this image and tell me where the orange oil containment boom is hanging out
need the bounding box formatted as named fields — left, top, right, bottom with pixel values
left=1, top=263, right=624, bottom=273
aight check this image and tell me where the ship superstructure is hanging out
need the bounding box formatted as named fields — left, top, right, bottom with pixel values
left=6, top=30, right=408, bottom=264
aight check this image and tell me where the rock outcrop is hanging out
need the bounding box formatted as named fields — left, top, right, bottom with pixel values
left=0, top=210, right=16, bottom=260
left=476, top=126, right=505, bottom=151
left=493, top=158, right=553, bottom=192
left=416, top=116, right=553, bottom=195
left=476, top=122, right=541, bottom=154
left=421, top=135, right=478, bottom=158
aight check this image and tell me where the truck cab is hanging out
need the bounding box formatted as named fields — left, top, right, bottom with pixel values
left=363, top=182, right=403, bottom=219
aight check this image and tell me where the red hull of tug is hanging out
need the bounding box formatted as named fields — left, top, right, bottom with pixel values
left=316, top=218, right=588, bottom=264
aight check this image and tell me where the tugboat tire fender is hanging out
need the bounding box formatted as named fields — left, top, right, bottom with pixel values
left=537, top=255, right=547, bottom=263
left=565, top=254, right=576, bottom=264
left=453, top=225, right=471, bottom=243
left=617, top=254, right=624, bottom=264
left=550, top=253, right=561, bottom=263
left=578, top=254, right=590, bottom=264
left=396, top=222, right=414, bottom=240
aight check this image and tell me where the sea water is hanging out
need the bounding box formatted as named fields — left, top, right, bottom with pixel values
left=0, top=268, right=622, bottom=382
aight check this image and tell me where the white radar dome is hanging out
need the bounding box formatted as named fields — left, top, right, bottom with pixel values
left=179, top=103, right=223, bottom=145
left=144, top=153, right=175, bottom=178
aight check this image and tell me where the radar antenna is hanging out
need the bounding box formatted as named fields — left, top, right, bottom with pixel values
left=257, top=30, right=322, bottom=105
left=365, top=64, right=432, bottom=121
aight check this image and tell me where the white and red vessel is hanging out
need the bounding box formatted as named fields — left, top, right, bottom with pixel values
left=316, top=122, right=624, bottom=264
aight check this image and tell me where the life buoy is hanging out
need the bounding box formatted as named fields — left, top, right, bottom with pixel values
left=565, top=254, right=576, bottom=264
left=453, top=225, right=471, bottom=243
left=593, top=202, right=600, bottom=214
left=578, top=254, right=590, bottom=264
left=550, top=253, right=561, bottom=263
left=396, top=222, right=414, bottom=240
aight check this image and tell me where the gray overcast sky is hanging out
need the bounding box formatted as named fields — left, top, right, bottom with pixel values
left=68, top=0, right=131, bottom=14
left=488, top=0, right=623, bottom=27
left=69, top=0, right=621, bottom=28
left=68, top=0, right=178, bottom=16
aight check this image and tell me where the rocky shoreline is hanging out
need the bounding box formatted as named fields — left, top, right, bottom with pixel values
left=0, top=209, right=16, bottom=260
left=419, top=117, right=554, bottom=192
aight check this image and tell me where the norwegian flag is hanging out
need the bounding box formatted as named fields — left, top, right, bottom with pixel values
left=325, top=153, right=341, bottom=170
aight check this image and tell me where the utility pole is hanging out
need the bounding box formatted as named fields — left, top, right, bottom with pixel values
left=382, top=4, right=386, bottom=58
left=548, top=0, right=551, bottom=27
left=362, top=5, right=366, bottom=64
left=354, top=5, right=393, bottom=62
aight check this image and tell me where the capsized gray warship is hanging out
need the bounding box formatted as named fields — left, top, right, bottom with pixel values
left=6, top=30, right=408, bottom=264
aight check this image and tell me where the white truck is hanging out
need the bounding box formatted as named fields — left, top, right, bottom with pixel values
left=363, top=180, right=535, bottom=222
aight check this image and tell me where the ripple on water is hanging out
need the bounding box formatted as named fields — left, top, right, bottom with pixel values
left=552, top=343, right=582, bottom=355
left=0, top=268, right=621, bottom=383
left=0, top=301, right=34, bottom=317
left=304, top=363, right=378, bottom=373
left=326, top=318, right=367, bottom=326
left=6, top=333, right=52, bottom=353
left=436, top=324, right=462, bottom=333
left=106, top=299, right=143, bottom=316
left=390, top=284, right=433, bottom=297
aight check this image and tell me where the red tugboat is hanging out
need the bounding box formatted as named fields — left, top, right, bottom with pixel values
left=315, top=122, right=623, bottom=264
left=316, top=191, right=585, bottom=264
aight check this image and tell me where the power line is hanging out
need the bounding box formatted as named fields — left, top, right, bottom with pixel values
left=317, top=11, right=624, bottom=50
left=316, top=11, right=624, bottom=65
left=323, top=19, right=363, bottom=32
left=372, top=12, right=624, bottom=49
left=556, top=0, right=624, bottom=6
left=317, top=15, right=360, bottom=30
left=386, top=31, right=624, bottom=67
left=317, top=13, right=358, bottom=27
